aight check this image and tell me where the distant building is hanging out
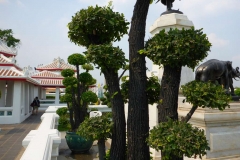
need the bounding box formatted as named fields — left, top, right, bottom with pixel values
left=0, top=41, right=96, bottom=124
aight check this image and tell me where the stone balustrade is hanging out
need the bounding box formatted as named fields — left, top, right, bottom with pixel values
left=20, top=105, right=110, bottom=160
left=21, top=113, right=61, bottom=160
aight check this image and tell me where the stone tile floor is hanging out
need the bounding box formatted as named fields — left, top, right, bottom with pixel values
left=0, top=111, right=44, bottom=160
left=0, top=110, right=108, bottom=160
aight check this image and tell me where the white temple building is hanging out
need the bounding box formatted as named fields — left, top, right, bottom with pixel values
left=0, top=41, right=90, bottom=124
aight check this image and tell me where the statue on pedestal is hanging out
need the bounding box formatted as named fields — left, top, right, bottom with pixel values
left=160, top=0, right=183, bottom=15
left=195, top=59, right=240, bottom=100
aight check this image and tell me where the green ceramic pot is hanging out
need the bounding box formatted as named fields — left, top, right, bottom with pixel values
left=65, top=131, right=93, bottom=153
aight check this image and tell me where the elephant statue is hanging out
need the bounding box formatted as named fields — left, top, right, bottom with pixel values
left=228, top=67, right=240, bottom=95
left=195, top=59, right=235, bottom=94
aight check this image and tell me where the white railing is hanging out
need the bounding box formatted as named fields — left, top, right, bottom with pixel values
left=21, top=105, right=111, bottom=160
left=21, top=113, right=61, bottom=160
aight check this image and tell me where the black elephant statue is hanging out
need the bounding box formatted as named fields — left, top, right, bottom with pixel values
left=195, top=59, right=240, bottom=94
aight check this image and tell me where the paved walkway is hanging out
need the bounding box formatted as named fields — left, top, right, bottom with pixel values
left=0, top=111, right=109, bottom=160
left=0, top=111, right=44, bottom=160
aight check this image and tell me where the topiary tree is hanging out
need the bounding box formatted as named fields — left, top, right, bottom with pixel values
left=68, top=3, right=129, bottom=159
left=68, top=2, right=129, bottom=47
left=77, top=113, right=113, bottom=160
left=85, top=43, right=128, bottom=159
left=140, top=28, right=232, bottom=160
left=147, top=119, right=210, bottom=160
left=61, top=53, right=98, bottom=131
left=140, top=27, right=212, bottom=123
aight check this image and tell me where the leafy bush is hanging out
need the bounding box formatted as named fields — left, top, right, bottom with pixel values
left=68, top=3, right=129, bottom=47
left=140, top=28, right=211, bottom=70
left=77, top=113, right=113, bottom=141
left=56, top=107, right=68, bottom=117
left=181, top=81, right=231, bottom=110
left=235, top=88, right=240, bottom=96
left=61, top=69, right=75, bottom=77
left=81, top=91, right=98, bottom=103
left=147, top=119, right=210, bottom=160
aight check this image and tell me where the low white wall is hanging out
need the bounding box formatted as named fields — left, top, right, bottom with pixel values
left=21, top=112, right=61, bottom=160
left=0, top=106, right=31, bottom=124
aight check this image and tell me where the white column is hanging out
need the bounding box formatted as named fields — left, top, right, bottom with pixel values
left=12, top=81, right=22, bottom=123
left=149, top=13, right=195, bottom=86
left=55, top=87, right=60, bottom=104
left=6, top=81, right=14, bottom=107
left=0, top=81, right=6, bottom=106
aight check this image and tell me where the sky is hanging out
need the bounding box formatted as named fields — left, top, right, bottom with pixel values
left=0, top=0, right=240, bottom=86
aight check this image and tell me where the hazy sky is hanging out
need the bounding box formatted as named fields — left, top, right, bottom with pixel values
left=1, top=0, right=240, bottom=86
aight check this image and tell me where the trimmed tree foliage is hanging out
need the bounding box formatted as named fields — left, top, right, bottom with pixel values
left=77, top=113, right=113, bottom=160
left=0, top=29, right=20, bottom=48
left=140, top=27, right=211, bottom=160
left=60, top=53, right=97, bottom=131
left=140, top=27, right=212, bottom=122
left=147, top=119, right=210, bottom=160
left=86, top=43, right=128, bottom=160
left=68, top=3, right=129, bottom=47
left=68, top=3, right=129, bottom=159
left=181, top=81, right=231, bottom=122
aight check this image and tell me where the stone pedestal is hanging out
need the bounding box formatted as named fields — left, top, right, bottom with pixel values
left=178, top=97, right=240, bottom=160
left=149, top=13, right=194, bottom=86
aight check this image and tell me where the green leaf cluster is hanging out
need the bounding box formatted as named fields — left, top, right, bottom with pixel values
left=0, top=29, right=20, bottom=48
left=140, top=28, right=211, bottom=69
left=56, top=107, right=68, bottom=116
left=56, top=107, right=70, bottom=131
left=120, top=75, right=160, bottom=104
left=81, top=91, right=98, bottom=103
left=86, top=44, right=128, bottom=73
left=68, top=4, right=129, bottom=47
left=234, top=88, right=240, bottom=96
left=82, top=63, right=94, bottom=71
left=79, top=72, right=93, bottom=84
left=60, top=94, right=72, bottom=103
left=77, top=113, right=113, bottom=141
left=100, top=88, right=112, bottom=108
left=62, top=77, right=78, bottom=86
left=61, top=69, right=75, bottom=77
left=68, top=53, right=87, bottom=65
left=181, top=81, right=231, bottom=110
left=147, top=119, right=210, bottom=160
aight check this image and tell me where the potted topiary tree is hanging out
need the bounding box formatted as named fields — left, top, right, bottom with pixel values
left=77, top=113, right=113, bottom=160
left=59, top=53, right=98, bottom=152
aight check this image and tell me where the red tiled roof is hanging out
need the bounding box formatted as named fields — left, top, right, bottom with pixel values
left=0, top=57, right=10, bottom=63
left=40, top=79, right=63, bottom=86
left=31, top=71, right=63, bottom=79
left=0, top=69, right=23, bottom=77
left=0, top=40, right=17, bottom=56
left=36, top=57, right=76, bottom=71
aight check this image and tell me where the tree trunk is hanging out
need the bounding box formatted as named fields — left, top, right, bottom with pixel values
left=67, top=102, right=74, bottom=131
left=158, top=65, right=182, bottom=122
left=162, top=151, right=183, bottom=160
left=98, top=138, right=106, bottom=160
left=128, top=0, right=150, bottom=159
left=158, top=65, right=183, bottom=160
left=181, top=105, right=198, bottom=123
left=103, top=69, right=126, bottom=160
